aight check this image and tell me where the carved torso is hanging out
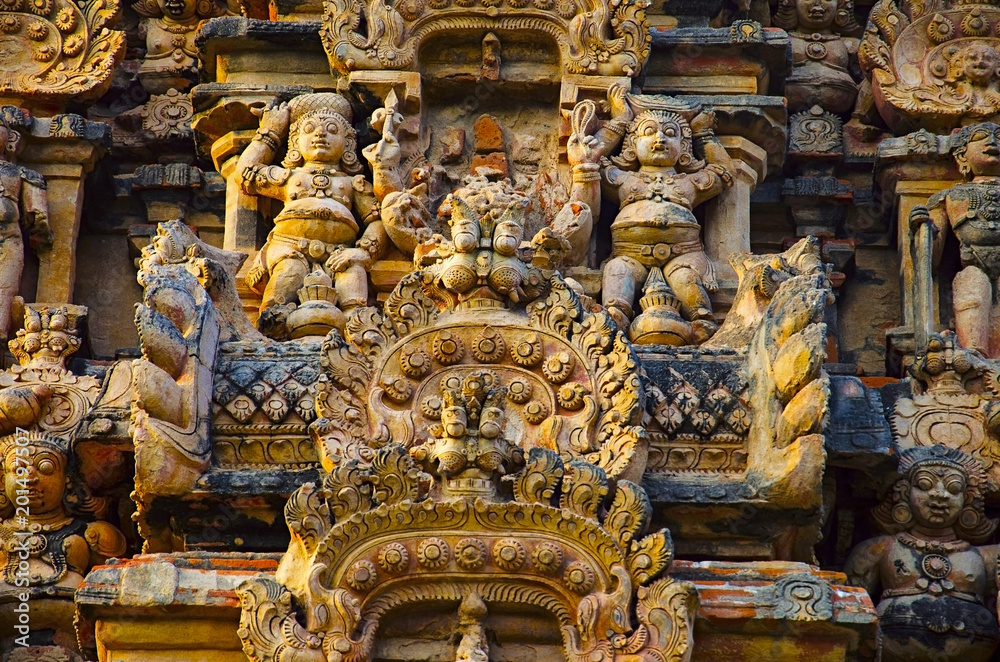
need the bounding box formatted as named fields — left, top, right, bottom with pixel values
left=786, top=32, right=858, bottom=112
left=938, top=181, right=1000, bottom=279
left=143, top=18, right=199, bottom=63
left=0, top=162, right=24, bottom=227
left=0, top=518, right=90, bottom=597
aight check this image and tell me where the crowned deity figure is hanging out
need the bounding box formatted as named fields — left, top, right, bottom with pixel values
left=237, top=92, right=409, bottom=338
left=570, top=88, right=734, bottom=343
left=772, top=0, right=862, bottom=113
left=846, top=446, right=1000, bottom=662
left=0, top=107, right=52, bottom=343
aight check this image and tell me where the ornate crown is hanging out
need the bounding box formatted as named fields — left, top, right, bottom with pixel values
left=287, top=93, right=354, bottom=125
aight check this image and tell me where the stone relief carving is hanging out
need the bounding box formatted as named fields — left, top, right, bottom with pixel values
left=911, top=122, right=1000, bottom=357
left=772, top=0, right=862, bottom=113
left=237, top=444, right=697, bottom=662
left=574, top=91, right=734, bottom=344
left=0, top=106, right=51, bottom=341
left=846, top=445, right=1000, bottom=662
left=312, top=177, right=648, bottom=482
left=0, top=0, right=124, bottom=103
left=132, top=0, right=231, bottom=94
left=320, top=0, right=651, bottom=77
left=860, top=0, right=1000, bottom=131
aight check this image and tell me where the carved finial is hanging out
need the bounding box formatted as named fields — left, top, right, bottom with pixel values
left=627, top=269, right=692, bottom=346
left=455, top=593, right=489, bottom=662
left=8, top=304, right=83, bottom=370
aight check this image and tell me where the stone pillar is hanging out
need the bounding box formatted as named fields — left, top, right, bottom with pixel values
left=20, top=116, right=108, bottom=305
left=704, top=136, right=767, bottom=287
left=894, top=181, right=955, bottom=328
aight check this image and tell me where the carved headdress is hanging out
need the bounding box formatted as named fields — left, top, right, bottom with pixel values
left=614, top=95, right=704, bottom=172
left=282, top=92, right=361, bottom=173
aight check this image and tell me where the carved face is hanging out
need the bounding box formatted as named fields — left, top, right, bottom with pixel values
left=953, top=44, right=1000, bottom=86
left=963, top=124, right=1000, bottom=177
left=295, top=112, right=347, bottom=165
left=451, top=216, right=480, bottom=253
left=907, top=465, right=966, bottom=530
left=478, top=406, right=504, bottom=439
left=156, top=0, right=197, bottom=21
left=795, top=0, right=837, bottom=31
left=442, top=405, right=468, bottom=439
left=4, top=446, right=67, bottom=517
left=493, top=221, right=522, bottom=257
left=632, top=115, right=684, bottom=169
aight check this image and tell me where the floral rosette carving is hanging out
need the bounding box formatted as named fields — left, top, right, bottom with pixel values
left=237, top=446, right=696, bottom=662
left=0, top=0, right=124, bottom=102
left=320, top=0, right=650, bottom=77
left=860, top=0, right=1000, bottom=131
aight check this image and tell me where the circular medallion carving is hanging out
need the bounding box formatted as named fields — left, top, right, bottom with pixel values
left=378, top=542, right=409, bottom=573
left=346, top=560, right=378, bottom=591
left=455, top=538, right=488, bottom=570
left=563, top=562, right=595, bottom=594
left=492, top=539, right=526, bottom=570
left=532, top=542, right=564, bottom=574
left=417, top=537, right=450, bottom=569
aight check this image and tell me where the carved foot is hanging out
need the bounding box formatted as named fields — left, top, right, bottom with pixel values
left=257, top=303, right=296, bottom=341
left=691, top=318, right=719, bottom=344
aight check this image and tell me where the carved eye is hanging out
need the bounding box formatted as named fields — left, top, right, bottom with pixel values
left=643, top=125, right=655, bottom=136
left=971, top=129, right=990, bottom=142
left=302, top=120, right=317, bottom=134
left=326, top=122, right=339, bottom=135
left=947, top=479, right=965, bottom=495
left=37, top=458, right=56, bottom=475
left=664, top=126, right=676, bottom=138
left=915, top=477, right=934, bottom=491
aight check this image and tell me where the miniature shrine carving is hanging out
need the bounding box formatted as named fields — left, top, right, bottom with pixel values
left=846, top=446, right=1000, bottom=662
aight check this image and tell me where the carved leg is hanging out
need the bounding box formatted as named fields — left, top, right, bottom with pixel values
left=954, top=266, right=991, bottom=355
left=602, top=255, right=646, bottom=331
left=664, top=254, right=717, bottom=343
left=0, top=234, right=24, bottom=340
left=335, top=264, right=369, bottom=310
left=260, top=255, right=308, bottom=313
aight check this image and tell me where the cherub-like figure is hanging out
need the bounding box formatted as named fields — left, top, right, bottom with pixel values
left=133, top=0, right=230, bottom=94
left=940, top=44, right=1000, bottom=112
left=772, top=0, right=862, bottom=113
left=237, top=93, right=405, bottom=337
left=572, top=90, right=734, bottom=341
left=845, top=445, right=1000, bottom=662
left=0, top=431, right=125, bottom=643
left=0, top=107, right=52, bottom=342
left=913, top=123, right=1000, bottom=356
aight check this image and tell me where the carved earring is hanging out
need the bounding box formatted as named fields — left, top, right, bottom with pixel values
left=4, top=130, right=19, bottom=156
left=959, top=506, right=981, bottom=530
left=891, top=503, right=911, bottom=525
left=677, top=153, right=692, bottom=168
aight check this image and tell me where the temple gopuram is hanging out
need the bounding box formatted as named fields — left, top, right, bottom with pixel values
left=8, top=0, right=1000, bottom=659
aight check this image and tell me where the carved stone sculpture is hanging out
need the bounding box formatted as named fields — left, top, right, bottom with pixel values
left=846, top=445, right=1000, bottom=662
left=911, top=123, right=1000, bottom=357
left=0, top=430, right=126, bottom=653
left=237, top=444, right=697, bottom=662
left=0, top=106, right=51, bottom=340
left=0, top=0, right=124, bottom=106
left=579, top=93, right=734, bottom=344
left=313, top=177, right=648, bottom=482
left=893, top=331, right=1000, bottom=490
left=132, top=0, right=229, bottom=94
left=237, top=92, right=418, bottom=339
left=860, top=0, right=1000, bottom=132
left=772, top=0, right=861, bottom=113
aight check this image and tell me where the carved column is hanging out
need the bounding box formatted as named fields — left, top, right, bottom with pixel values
left=705, top=136, right=767, bottom=286
left=20, top=116, right=109, bottom=304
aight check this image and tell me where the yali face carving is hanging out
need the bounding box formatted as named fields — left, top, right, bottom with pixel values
left=295, top=112, right=347, bottom=165
left=632, top=115, right=684, bottom=169
left=907, top=465, right=966, bottom=530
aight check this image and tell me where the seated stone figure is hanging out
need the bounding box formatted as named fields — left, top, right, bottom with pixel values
left=845, top=445, right=1000, bottom=662
left=586, top=94, right=734, bottom=343
left=0, top=431, right=125, bottom=650
left=237, top=92, right=405, bottom=338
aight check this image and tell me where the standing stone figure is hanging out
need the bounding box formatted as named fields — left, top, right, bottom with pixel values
left=0, top=107, right=52, bottom=342
left=913, top=122, right=1000, bottom=356
left=845, top=445, right=1000, bottom=662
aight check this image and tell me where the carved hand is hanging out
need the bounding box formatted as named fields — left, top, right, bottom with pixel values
left=255, top=101, right=291, bottom=136
left=29, top=216, right=54, bottom=253
left=568, top=99, right=599, bottom=166
left=690, top=109, right=717, bottom=135
left=908, top=205, right=937, bottom=235
left=608, top=83, right=632, bottom=123
left=325, top=247, right=371, bottom=273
